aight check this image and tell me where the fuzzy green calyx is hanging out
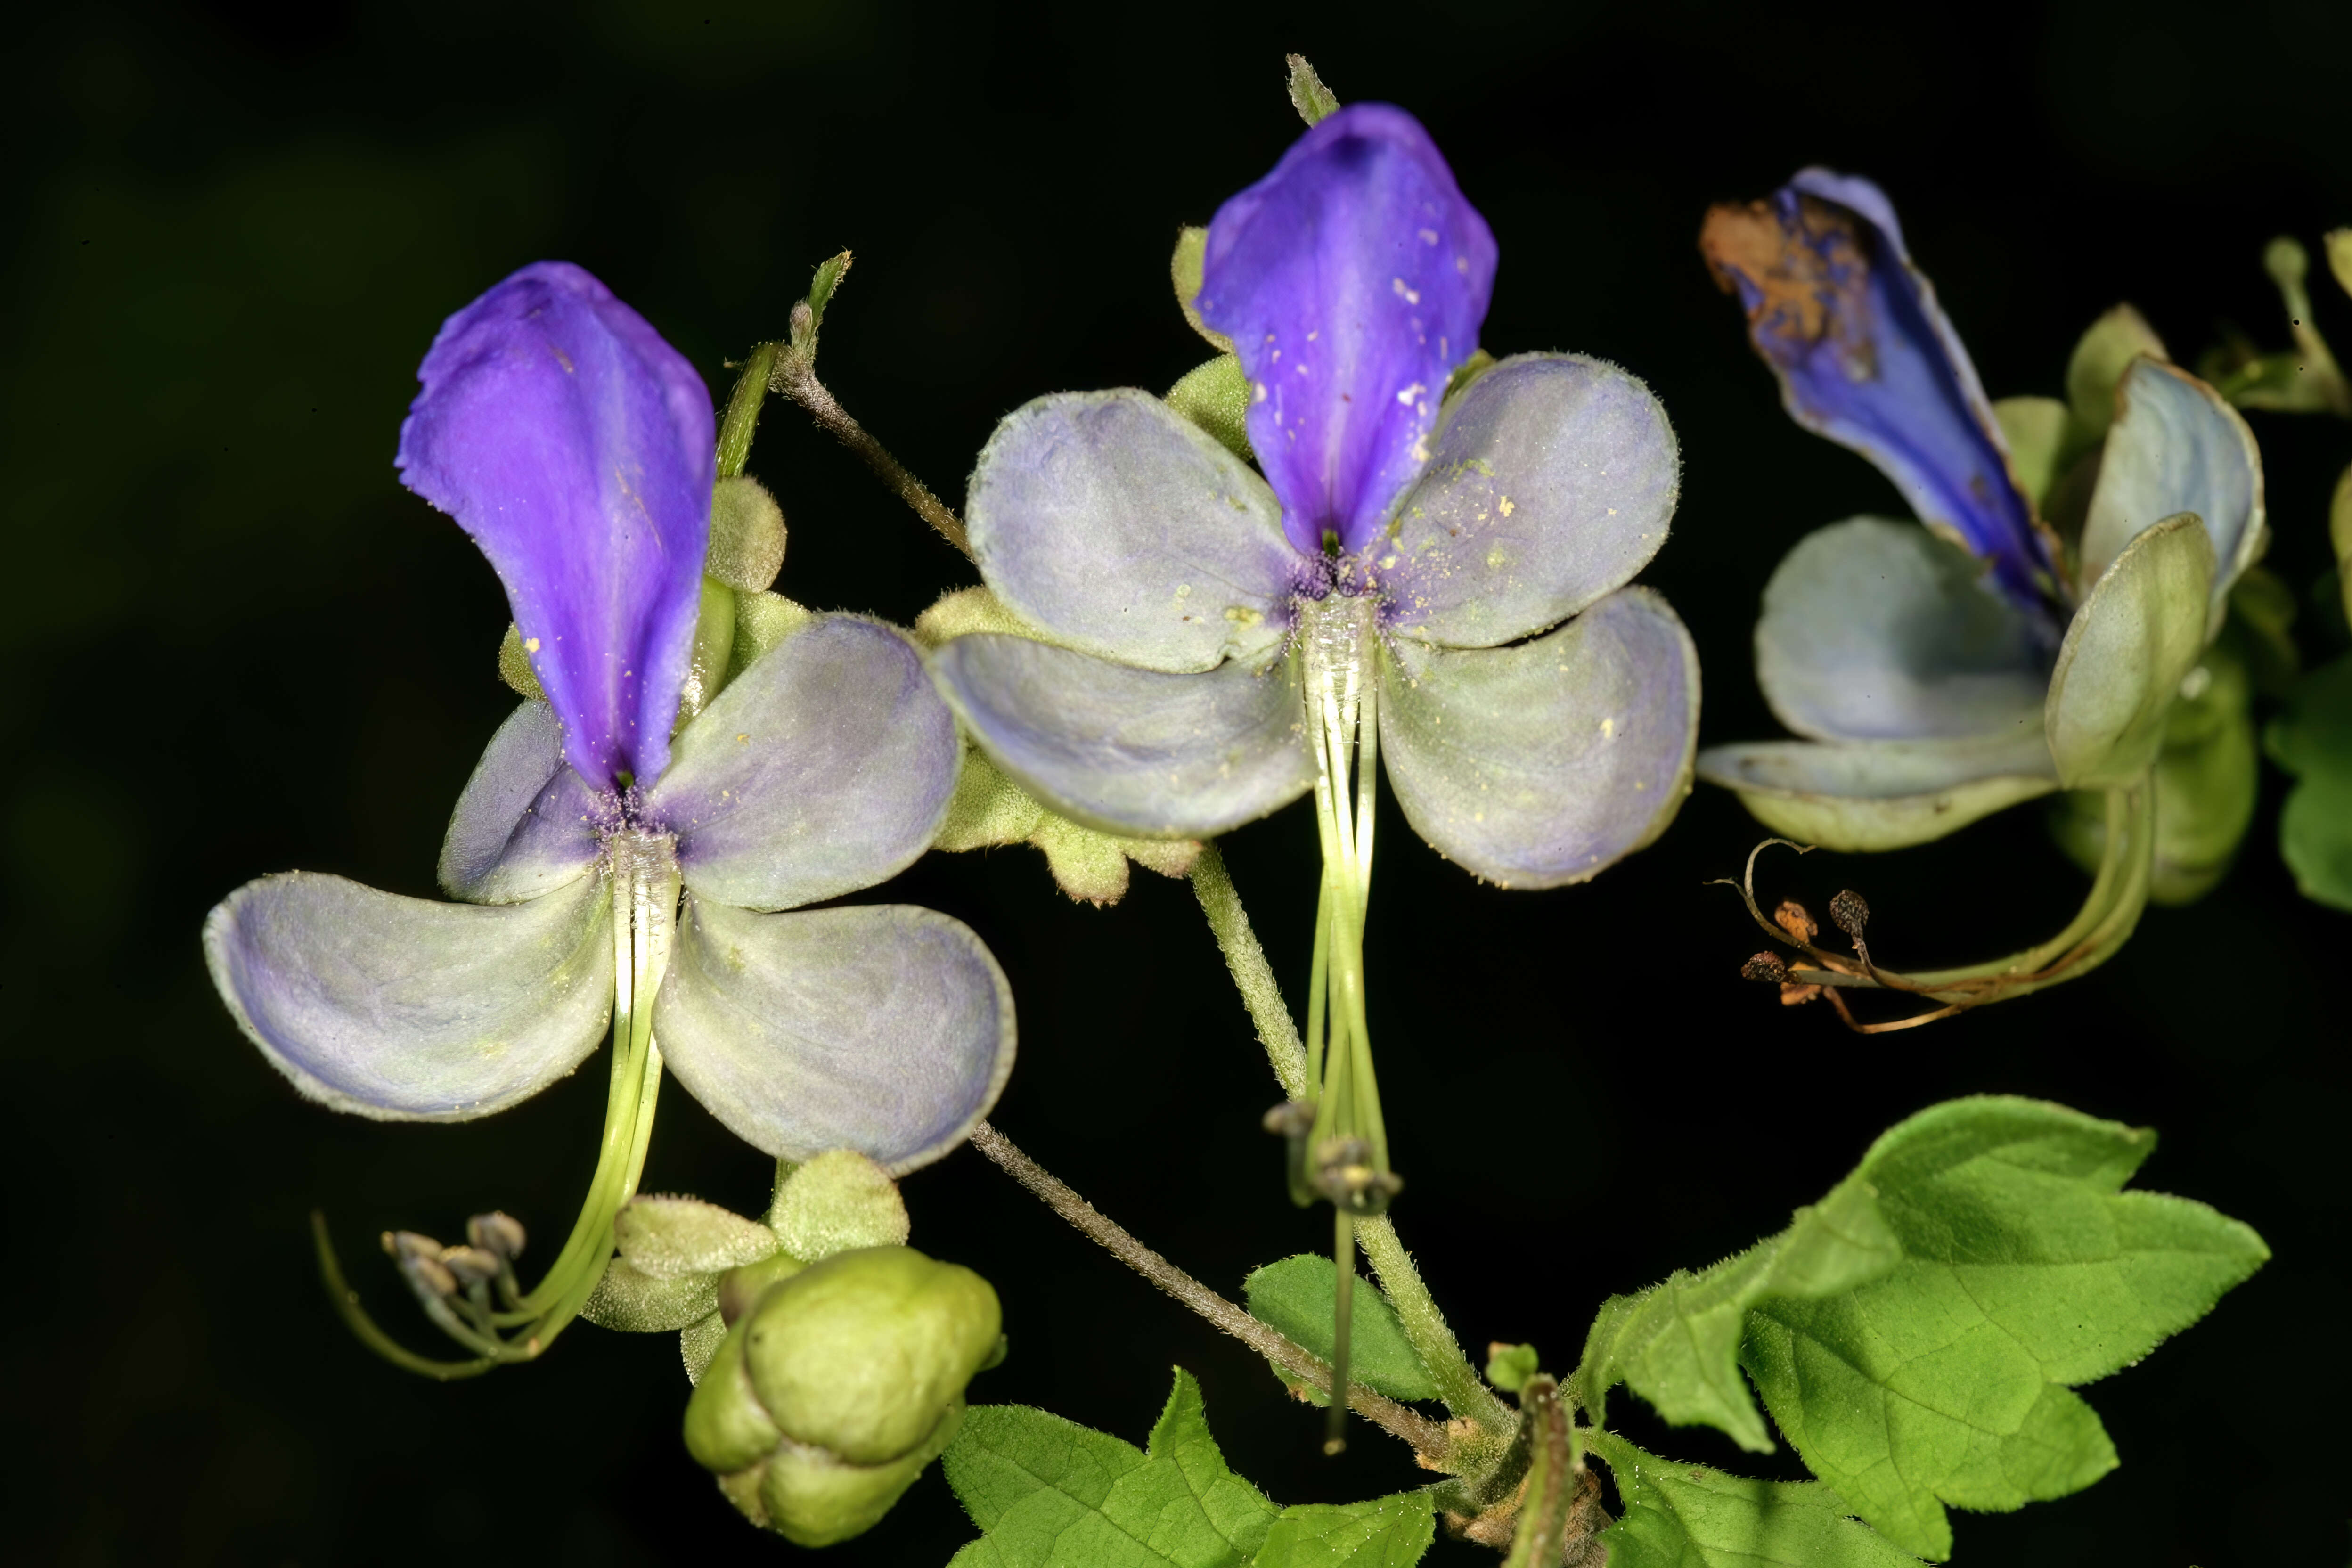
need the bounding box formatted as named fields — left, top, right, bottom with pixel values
left=683, top=1246, right=1002, bottom=1545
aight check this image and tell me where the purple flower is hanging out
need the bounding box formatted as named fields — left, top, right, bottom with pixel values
left=1696, top=173, right=2266, bottom=855
left=204, top=263, right=1010, bottom=1173
left=931, top=106, right=1699, bottom=888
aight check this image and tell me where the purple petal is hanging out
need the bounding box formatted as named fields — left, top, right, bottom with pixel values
left=438, top=701, right=605, bottom=904
left=396, top=261, right=715, bottom=791
left=642, top=616, right=958, bottom=912
left=1198, top=103, right=1496, bottom=556
left=204, top=870, right=614, bottom=1120
left=1701, top=171, right=2048, bottom=604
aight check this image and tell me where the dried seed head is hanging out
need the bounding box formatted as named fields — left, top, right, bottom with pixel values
left=1829, top=889, right=1871, bottom=941
left=466, top=1211, right=527, bottom=1261
left=1773, top=899, right=1818, bottom=943
left=1742, top=951, right=1789, bottom=984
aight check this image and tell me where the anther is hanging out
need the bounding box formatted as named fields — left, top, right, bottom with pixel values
left=383, top=1232, right=459, bottom=1299
left=466, top=1211, right=527, bottom=1262
left=1829, top=890, right=1870, bottom=944
left=439, top=1246, right=503, bottom=1287
left=1773, top=899, right=1818, bottom=944
left=1742, top=952, right=1788, bottom=984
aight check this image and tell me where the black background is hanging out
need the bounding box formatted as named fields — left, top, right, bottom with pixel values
left=6, top=2, right=2347, bottom=1563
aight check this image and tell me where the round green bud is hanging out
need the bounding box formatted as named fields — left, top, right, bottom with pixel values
left=683, top=1246, right=1001, bottom=1546
left=706, top=475, right=787, bottom=592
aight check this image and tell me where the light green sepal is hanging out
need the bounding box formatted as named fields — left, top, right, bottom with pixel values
left=1696, top=735, right=2057, bottom=852
left=2050, top=641, right=2255, bottom=904
left=1171, top=227, right=1233, bottom=353
left=1992, top=396, right=2070, bottom=515
left=1165, top=355, right=1253, bottom=464
left=2063, top=304, right=2167, bottom=453
left=582, top=1258, right=721, bottom=1333
left=706, top=475, right=788, bottom=592
left=769, top=1150, right=910, bottom=1261
left=2046, top=513, right=2215, bottom=787
left=497, top=622, right=546, bottom=700
left=727, top=590, right=815, bottom=683
left=682, top=1309, right=729, bottom=1385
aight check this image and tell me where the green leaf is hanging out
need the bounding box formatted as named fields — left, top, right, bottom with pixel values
left=1484, top=1342, right=1540, bottom=1395
left=1243, top=1256, right=1440, bottom=1403
left=1248, top=1491, right=1434, bottom=1568
left=1570, top=1173, right=1900, bottom=1452
left=2266, top=651, right=2352, bottom=910
left=944, top=1368, right=1279, bottom=1568
left=1588, top=1431, right=1923, bottom=1568
left=2046, top=514, right=2216, bottom=788
left=2331, top=462, right=2352, bottom=628
left=1740, top=1097, right=2268, bottom=1561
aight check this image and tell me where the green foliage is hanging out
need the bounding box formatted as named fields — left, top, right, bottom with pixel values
left=1589, top=1432, right=1923, bottom=1568
left=1250, top=1493, right=1434, bottom=1568
left=1484, top=1341, right=1540, bottom=1394
left=1243, top=1255, right=1440, bottom=1403
left=944, top=1369, right=1280, bottom=1568
left=1570, top=1172, right=1899, bottom=1452
left=2267, top=651, right=2352, bottom=909
left=1737, top=1098, right=2266, bottom=1560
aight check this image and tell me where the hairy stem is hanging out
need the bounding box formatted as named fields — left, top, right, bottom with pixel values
left=1358, top=1214, right=1517, bottom=1431
left=966, top=1120, right=1453, bottom=1463
left=1503, top=1379, right=1572, bottom=1568
left=1189, top=844, right=1311, bottom=1101
left=769, top=351, right=972, bottom=559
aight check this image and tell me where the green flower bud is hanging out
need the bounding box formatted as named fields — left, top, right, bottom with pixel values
left=706, top=475, right=788, bottom=592
left=683, top=1246, right=1002, bottom=1546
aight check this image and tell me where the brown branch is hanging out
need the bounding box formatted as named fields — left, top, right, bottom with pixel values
left=967, top=1120, right=1452, bottom=1462
left=769, top=350, right=972, bottom=559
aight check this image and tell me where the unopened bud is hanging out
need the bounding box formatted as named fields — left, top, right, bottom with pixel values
left=684, top=1247, right=1001, bottom=1547
left=467, top=1211, right=526, bottom=1261
left=706, top=476, right=788, bottom=592
left=1829, top=889, right=1870, bottom=941
left=1773, top=899, right=1818, bottom=943
left=788, top=299, right=814, bottom=347
left=1742, top=952, right=1788, bottom=984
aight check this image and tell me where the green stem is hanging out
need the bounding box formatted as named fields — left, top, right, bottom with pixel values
left=715, top=342, right=781, bottom=480
left=1327, top=1209, right=1356, bottom=1455
left=1503, top=1378, right=1571, bottom=1568
left=1358, top=1214, right=1516, bottom=1431
left=1189, top=844, right=1311, bottom=1101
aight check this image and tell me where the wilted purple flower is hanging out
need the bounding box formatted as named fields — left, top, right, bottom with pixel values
left=205, top=263, right=1010, bottom=1173
left=931, top=106, right=1698, bottom=888
left=1695, top=173, right=2265, bottom=857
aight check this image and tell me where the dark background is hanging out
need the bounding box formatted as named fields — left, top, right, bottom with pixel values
left=6, top=1, right=2346, bottom=1563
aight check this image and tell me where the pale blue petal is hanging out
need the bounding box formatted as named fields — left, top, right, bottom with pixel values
left=438, top=701, right=604, bottom=904
left=654, top=901, right=1014, bottom=1176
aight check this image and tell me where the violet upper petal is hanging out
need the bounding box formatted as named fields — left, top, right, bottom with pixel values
left=396, top=261, right=715, bottom=792
left=438, top=701, right=605, bottom=904
left=1198, top=103, right=1496, bottom=556
left=204, top=869, right=614, bottom=1120
left=1701, top=171, right=2047, bottom=604
left=1378, top=588, right=1699, bottom=889
left=931, top=634, right=1317, bottom=838
left=653, top=900, right=1014, bottom=1176
left=642, top=615, right=958, bottom=913
left=1381, top=355, right=1679, bottom=649
left=965, top=389, right=1297, bottom=672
